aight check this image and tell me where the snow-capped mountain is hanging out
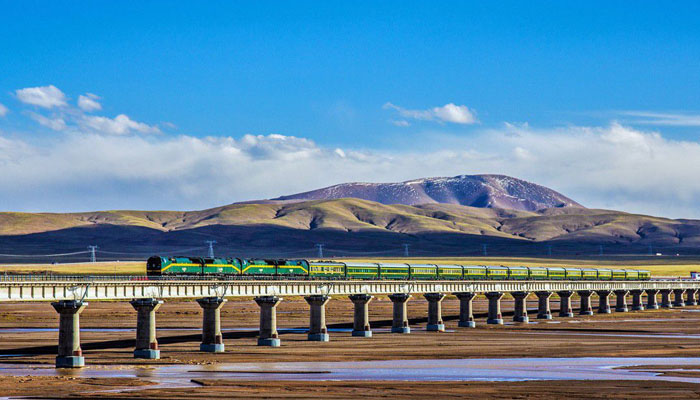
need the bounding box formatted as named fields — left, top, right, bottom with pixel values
left=274, top=174, right=583, bottom=211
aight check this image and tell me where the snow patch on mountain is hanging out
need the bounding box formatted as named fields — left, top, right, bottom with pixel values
left=273, top=174, right=583, bottom=212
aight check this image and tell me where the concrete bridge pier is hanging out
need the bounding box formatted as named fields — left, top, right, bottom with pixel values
left=486, top=292, right=504, bottom=324
left=646, top=289, right=660, bottom=309
left=131, top=298, right=163, bottom=359
left=424, top=293, right=446, bottom=332
left=557, top=291, right=574, bottom=317
left=389, top=293, right=412, bottom=333
left=673, top=289, right=686, bottom=307
left=577, top=290, right=594, bottom=316
left=349, top=294, right=373, bottom=337
left=660, top=289, right=673, bottom=308
left=455, top=292, right=477, bottom=328
left=197, top=297, right=227, bottom=352
left=614, top=290, right=629, bottom=312
left=597, top=290, right=611, bottom=314
left=305, top=295, right=331, bottom=341
left=255, top=296, right=282, bottom=346
left=630, top=290, right=645, bottom=311
left=52, top=300, right=87, bottom=368
left=686, top=289, right=698, bottom=306
left=535, top=291, right=552, bottom=320
left=511, top=291, right=530, bottom=323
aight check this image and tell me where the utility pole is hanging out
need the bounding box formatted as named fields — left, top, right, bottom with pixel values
left=482, top=244, right=488, bottom=257
left=599, top=245, right=604, bottom=256
left=648, top=245, right=653, bottom=256
left=316, top=244, right=324, bottom=258
left=88, top=245, right=98, bottom=263
left=403, top=244, right=410, bottom=257
left=205, top=240, right=217, bottom=258
left=547, top=245, right=552, bottom=257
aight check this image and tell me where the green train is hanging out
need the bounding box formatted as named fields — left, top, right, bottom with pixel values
left=146, top=256, right=651, bottom=281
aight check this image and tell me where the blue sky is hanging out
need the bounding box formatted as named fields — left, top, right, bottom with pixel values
left=2, top=2, right=700, bottom=217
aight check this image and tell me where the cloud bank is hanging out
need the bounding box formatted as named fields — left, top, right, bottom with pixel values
left=1, top=122, right=700, bottom=218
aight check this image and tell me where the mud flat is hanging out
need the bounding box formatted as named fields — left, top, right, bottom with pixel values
left=1, top=297, right=700, bottom=398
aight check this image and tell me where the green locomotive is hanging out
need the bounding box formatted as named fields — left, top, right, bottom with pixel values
left=147, top=256, right=651, bottom=281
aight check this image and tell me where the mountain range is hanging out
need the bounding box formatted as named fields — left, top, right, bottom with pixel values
left=274, top=174, right=582, bottom=211
left=0, top=174, right=699, bottom=259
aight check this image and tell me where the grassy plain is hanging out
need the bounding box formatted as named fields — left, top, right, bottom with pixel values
left=1, top=256, right=699, bottom=277
left=0, top=261, right=145, bottom=275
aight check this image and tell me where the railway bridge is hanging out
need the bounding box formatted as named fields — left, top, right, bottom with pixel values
left=1, top=276, right=699, bottom=368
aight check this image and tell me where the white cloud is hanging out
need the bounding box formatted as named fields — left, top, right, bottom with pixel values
left=13, top=85, right=158, bottom=136
left=80, top=114, right=161, bottom=135
left=15, top=85, right=67, bottom=108
left=390, top=119, right=411, bottom=127
left=621, top=111, right=700, bottom=127
left=2, top=123, right=700, bottom=219
left=27, top=112, right=67, bottom=131
left=384, top=102, right=477, bottom=125
left=0, top=103, right=7, bottom=117
left=77, top=93, right=102, bottom=112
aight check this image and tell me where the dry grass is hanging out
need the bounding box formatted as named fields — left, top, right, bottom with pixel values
left=0, top=261, right=145, bottom=275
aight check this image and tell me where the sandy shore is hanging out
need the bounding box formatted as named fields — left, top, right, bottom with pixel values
left=1, top=296, right=700, bottom=398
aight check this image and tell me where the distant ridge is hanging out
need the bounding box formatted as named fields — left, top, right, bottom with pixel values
left=274, top=174, right=583, bottom=212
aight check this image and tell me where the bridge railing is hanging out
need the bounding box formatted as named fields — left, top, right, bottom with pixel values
left=0, top=273, right=696, bottom=283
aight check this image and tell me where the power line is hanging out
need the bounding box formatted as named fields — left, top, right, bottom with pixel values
left=403, top=244, right=410, bottom=257
left=315, top=244, right=324, bottom=258
left=0, top=251, right=90, bottom=257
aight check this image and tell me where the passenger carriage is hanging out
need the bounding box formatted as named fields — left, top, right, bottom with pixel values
left=463, top=265, right=488, bottom=280
left=507, top=266, right=529, bottom=280
left=437, top=264, right=464, bottom=280
left=486, top=265, right=508, bottom=280
left=379, top=263, right=410, bottom=280
left=409, top=264, right=438, bottom=280
left=528, top=267, right=548, bottom=280
left=345, top=262, right=380, bottom=279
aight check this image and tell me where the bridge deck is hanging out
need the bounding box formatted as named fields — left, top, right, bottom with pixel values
left=0, top=279, right=697, bottom=302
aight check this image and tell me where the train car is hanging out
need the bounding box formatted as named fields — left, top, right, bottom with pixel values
left=486, top=265, right=508, bottom=280
left=409, top=264, right=438, bottom=280
left=611, top=269, right=626, bottom=281
left=146, top=256, right=169, bottom=276
left=242, top=259, right=278, bottom=276
left=507, top=266, right=529, bottom=280
left=581, top=268, right=598, bottom=280
left=437, top=264, right=464, bottom=280
left=309, top=261, right=346, bottom=279
left=158, top=256, right=203, bottom=275
left=463, top=265, right=488, bottom=280
left=202, top=257, right=242, bottom=276
left=625, top=269, right=640, bottom=281
left=638, top=269, right=651, bottom=280
left=379, top=263, right=410, bottom=280
left=565, top=268, right=583, bottom=280
left=528, top=267, right=548, bottom=280
left=276, top=259, right=310, bottom=276
left=597, top=268, right=613, bottom=280
left=547, top=267, right=566, bottom=280
left=345, top=262, right=379, bottom=279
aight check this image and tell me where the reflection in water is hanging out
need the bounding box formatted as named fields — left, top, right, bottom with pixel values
left=1, top=357, right=700, bottom=385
